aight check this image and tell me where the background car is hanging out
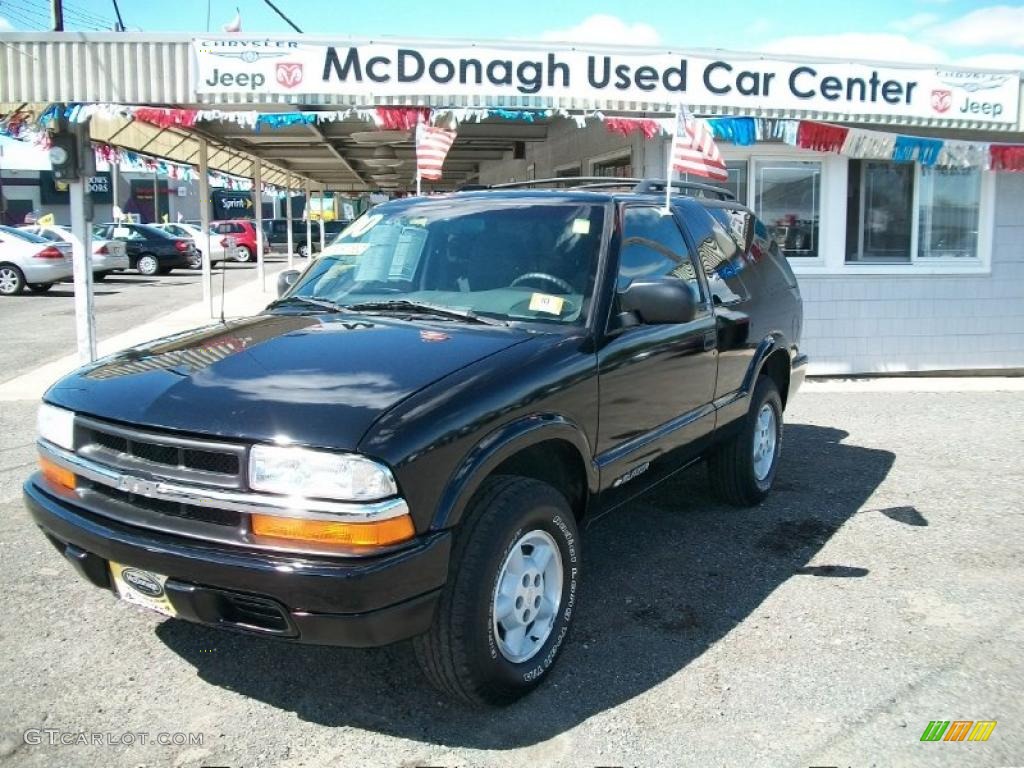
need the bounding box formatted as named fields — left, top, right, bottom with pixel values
left=19, top=224, right=130, bottom=281
left=211, top=220, right=261, bottom=263
left=0, top=224, right=73, bottom=295
left=93, top=223, right=196, bottom=276
left=154, top=223, right=233, bottom=268
left=261, top=218, right=351, bottom=257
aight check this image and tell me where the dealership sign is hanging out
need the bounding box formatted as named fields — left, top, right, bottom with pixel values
left=192, top=38, right=1020, bottom=124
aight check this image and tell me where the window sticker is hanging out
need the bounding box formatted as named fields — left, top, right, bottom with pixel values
left=388, top=226, right=429, bottom=281
left=332, top=243, right=370, bottom=256
left=571, top=218, right=591, bottom=235
left=353, top=224, right=399, bottom=282
left=342, top=213, right=382, bottom=239
left=529, top=293, right=565, bottom=315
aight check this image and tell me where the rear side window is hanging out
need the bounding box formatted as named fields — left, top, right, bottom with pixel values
left=679, top=207, right=751, bottom=306
left=617, top=206, right=702, bottom=302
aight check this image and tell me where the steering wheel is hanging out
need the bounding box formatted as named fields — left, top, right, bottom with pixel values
left=511, top=272, right=575, bottom=295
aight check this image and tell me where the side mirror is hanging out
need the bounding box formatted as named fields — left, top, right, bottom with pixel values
left=277, top=269, right=301, bottom=297
left=618, top=278, right=697, bottom=325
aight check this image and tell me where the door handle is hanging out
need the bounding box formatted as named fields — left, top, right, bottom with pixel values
left=703, top=331, right=717, bottom=351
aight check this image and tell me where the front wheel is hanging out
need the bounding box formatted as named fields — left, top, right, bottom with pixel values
left=136, top=254, right=159, bottom=276
left=187, top=251, right=203, bottom=270
left=707, top=374, right=783, bottom=506
left=414, top=476, right=581, bottom=706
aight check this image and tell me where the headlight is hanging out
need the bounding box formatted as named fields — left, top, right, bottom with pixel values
left=37, top=403, right=75, bottom=451
left=248, top=444, right=397, bottom=501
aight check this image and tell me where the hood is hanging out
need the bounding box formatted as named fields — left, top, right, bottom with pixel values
left=47, top=312, right=532, bottom=449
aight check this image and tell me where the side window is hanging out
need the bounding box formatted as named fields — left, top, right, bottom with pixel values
left=682, top=207, right=752, bottom=306
left=617, top=207, right=702, bottom=302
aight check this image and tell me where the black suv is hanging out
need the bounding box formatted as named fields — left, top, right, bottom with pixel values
left=25, top=179, right=805, bottom=705
left=263, top=219, right=351, bottom=257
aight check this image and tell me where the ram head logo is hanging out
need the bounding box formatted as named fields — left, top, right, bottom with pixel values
left=276, top=62, right=304, bottom=89
left=931, top=89, right=952, bottom=113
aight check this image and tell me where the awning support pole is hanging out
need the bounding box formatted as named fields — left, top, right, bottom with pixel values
left=253, top=157, right=265, bottom=292
left=285, top=173, right=294, bottom=268
left=69, top=123, right=96, bottom=362
left=304, top=179, right=312, bottom=259
left=318, top=184, right=325, bottom=253
left=198, top=137, right=213, bottom=317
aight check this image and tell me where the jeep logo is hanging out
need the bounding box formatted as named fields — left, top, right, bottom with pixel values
left=121, top=568, right=164, bottom=598
left=203, top=69, right=267, bottom=90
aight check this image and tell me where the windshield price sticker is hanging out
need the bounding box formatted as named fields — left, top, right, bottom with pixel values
left=572, top=218, right=591, bottom=235
left=529, top=293, right=565, bottom=315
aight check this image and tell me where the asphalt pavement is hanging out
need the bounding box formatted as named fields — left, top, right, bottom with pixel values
left=0, top=384, right=1020, bottom=767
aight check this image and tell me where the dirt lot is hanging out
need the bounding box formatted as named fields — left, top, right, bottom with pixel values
left=0, top=387, right=1021, bottom=767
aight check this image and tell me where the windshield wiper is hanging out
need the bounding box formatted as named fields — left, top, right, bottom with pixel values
left=342, top=300, right=505, bottom=326
left=267, top=295, right=350, bottom=313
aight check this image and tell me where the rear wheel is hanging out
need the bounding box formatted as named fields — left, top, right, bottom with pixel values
left=27, top=283, right=53, bottom=293
left=0, top=265, right=25, bottom=295
left=136, top=254, right=159, bottom=276
left=187, top=251, right=203, bottom=270
left=297, top=244, right=309, bottom=258
left=233, top=245, right=252, bottom=263
left=707, top=375, right=783, bottom=506
left=414, top=476, right=581, bottom=706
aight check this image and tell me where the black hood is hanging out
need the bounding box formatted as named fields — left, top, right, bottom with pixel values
left=47, top=312, right=532, bottom=449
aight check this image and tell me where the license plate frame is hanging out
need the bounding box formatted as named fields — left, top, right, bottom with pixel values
left=109, top=562, right=177, bottom=618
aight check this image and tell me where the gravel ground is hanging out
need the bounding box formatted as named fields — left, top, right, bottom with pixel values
left=0, top=389, right=1021, bottom=767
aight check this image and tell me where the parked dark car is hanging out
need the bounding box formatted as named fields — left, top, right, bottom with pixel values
left=262, top=218, right=352, bottom=257
left=93, top=223, right=197, bottom=275
left=25, top=179, right=805, bottom=705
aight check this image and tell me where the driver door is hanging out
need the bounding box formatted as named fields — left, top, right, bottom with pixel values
left=596, top=205, right=718, bottom=499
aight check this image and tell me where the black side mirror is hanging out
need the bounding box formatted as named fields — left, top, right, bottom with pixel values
left=277, top=269, right=301, bottom=297
left=618, top=278, right=697, bottom=325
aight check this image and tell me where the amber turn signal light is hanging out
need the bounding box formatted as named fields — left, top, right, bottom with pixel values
left=39, top=456, right=75, bottom=490
left=251, top=513, right=415, bottom=547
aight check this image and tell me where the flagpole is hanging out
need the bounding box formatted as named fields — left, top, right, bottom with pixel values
left=416, top=171, right=422, bottom=197
left=663, top=105, right=680, bottom=215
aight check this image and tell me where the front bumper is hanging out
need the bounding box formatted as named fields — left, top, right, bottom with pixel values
left=24, top=478, right=450, bottom=647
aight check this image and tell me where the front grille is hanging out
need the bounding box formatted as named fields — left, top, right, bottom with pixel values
left=76, top=416, right=245, bottom=489
left=89, top=482, right=242, bottom=528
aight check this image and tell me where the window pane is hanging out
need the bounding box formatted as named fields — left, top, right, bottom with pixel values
left=593, top=153, right=633, bottom=178
left=918, top=167, right=980, bottom=259
left=846, top=161, right=913, bottom=263
left=754, top=160, right=820, bottom=257
left=681, top=161, right=747, bottom=203
left=617, top=207, right=701, bottom=300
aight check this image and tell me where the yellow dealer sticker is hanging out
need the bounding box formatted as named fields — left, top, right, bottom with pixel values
left=110, top=562, right=177, bottom=618
left=529, top=293, right=565, bottom=315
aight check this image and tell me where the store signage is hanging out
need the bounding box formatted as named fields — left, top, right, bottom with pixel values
left=192, top=38, right=1020, bottom=125
left=212, top=190, right=254, bottom=220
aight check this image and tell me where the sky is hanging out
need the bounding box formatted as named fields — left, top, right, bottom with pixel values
left=0, top=0, right=1022, bottom=70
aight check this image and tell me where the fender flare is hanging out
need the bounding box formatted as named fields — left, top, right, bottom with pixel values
left=430, top=413, right=599, bottom=531
left=743, top=332, right=791, bottom=395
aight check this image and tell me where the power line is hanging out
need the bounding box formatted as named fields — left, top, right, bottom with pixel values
left=262, top=0, right=302, bottom=33
left=0, top=5, right=48, bottom=28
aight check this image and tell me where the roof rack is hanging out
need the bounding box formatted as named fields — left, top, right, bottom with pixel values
left=485, top=176, right=734, bottom=201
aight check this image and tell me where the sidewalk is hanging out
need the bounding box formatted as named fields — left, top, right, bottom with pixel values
left=0, top=267, right=284, bottom=402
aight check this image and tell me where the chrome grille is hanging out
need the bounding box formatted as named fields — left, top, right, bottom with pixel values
left=75, top=415, right=245, bottom=490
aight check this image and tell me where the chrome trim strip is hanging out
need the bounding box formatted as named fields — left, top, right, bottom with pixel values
left=40, top=440, right=409, bottom=523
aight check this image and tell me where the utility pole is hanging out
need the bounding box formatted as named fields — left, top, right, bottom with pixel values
left=51, top=0, right=64, bottom=30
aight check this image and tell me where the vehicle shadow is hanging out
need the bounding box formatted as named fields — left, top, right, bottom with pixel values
left=156, top=423, right=894, bottom=748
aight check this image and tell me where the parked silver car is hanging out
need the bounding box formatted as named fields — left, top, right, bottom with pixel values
left=0, top=225, right=73, bottom=295
left=19, top=225, right=130, bottom=281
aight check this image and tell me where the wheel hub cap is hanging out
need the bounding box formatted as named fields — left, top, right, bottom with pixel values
left=752, top=403, right=778, bottom=481
left=491, top=529, right=563, bottom=664
left=0, top=269, right=16, bottom=293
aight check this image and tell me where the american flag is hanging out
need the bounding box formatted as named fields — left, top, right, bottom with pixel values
left=669, top=106, right=728, bottom=182
left=415, top=122, right=457, bottom=182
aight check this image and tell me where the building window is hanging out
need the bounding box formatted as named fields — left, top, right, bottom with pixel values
left=753, top=160, right=821, bottom=258
left=918, top=167, right=981, bottom=259
left=846, top=161, right=981, bottom=263
left=592, top=152, right=633, bottom=178
left=554, top=163, right=581, bottom=178
left=680, top=160, right=747, bottom=203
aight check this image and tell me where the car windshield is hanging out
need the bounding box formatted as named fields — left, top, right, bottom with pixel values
left=285, top=198, right=605, bottom=325
left=0, top=225, right=50, bottom=244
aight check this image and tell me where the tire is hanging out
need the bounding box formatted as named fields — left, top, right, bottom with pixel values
left=27, top=283, right=53, bottom=293
left=414, top=475, right=581, bottom=706
left=93, top=272, right=108, bottom=282
left=187, top=251, right=203, bottom=270
left=136, top=254, right=159, bottom=276
left=297, top=245, right=309, bottom=258
left=0, top=264, right=26, bottom=295
left=707, top=374, right=783, bottom=506
left=233, top=245, right=252, bottom=263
